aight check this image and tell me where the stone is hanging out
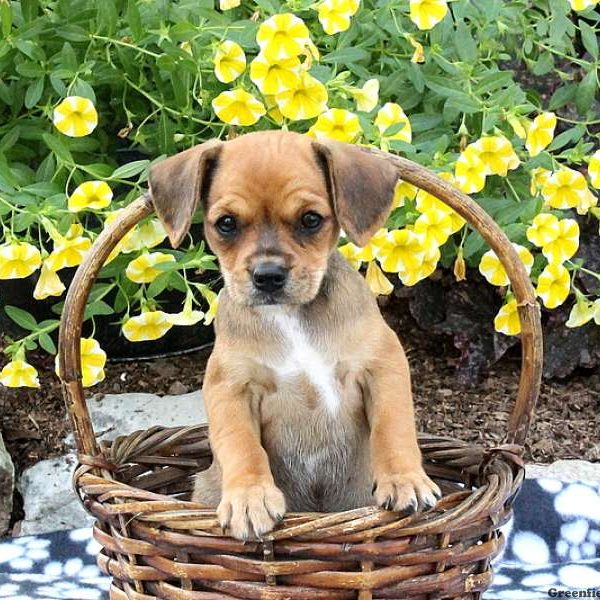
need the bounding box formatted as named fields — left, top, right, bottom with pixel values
left=526, top=459, right=600, bottom=482
left=19, top=391, right=205, bottom=536
left=17, top=454, right=92, bottom=536
left=0, top=432, right=14, bottom=535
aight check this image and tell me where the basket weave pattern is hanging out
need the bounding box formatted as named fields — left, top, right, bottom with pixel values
left=59, top=150, right=542, bottom=599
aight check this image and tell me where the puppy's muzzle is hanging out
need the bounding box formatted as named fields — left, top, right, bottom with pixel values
left=252, top=262, right=289, bottom=294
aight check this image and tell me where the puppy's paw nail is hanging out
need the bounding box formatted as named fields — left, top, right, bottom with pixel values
left=408, top=497, right=418, bottom=513
left=371, top=482, right=377, bottom=494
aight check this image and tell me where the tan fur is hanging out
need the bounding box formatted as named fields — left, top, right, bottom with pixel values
left=149, top=130, right=441, bottom=540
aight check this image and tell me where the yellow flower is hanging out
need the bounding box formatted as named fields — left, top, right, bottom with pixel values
left=568, top=0, right=598, bottom=10
left=479, top=243, right=533, bottom=287
left=526, top=213, right=560, bottom=247
left=33, top=263, right=65, bottom=300
left=125, top=252, right=176, bottom=284
left=122, top=310, right=173, bottom=342
left=212, top=89, right=266, bottom=126
left=264, top=95, right=285, bottom=125
left=365, top=260, right=393, bottom=295
left=588, top=149, right=600, bottom=189
left=409, top=0, right=448, bottom=30
left=0, top=242, right=42, bottom=279
left=129, top=219, right=168, bottom=252
left=0, top=359, right=40, bottom=388
left=407, top=35, right=425, bottom=63
left=576, top=187, right=598, bottom=215
left=45, top=226, right=92, bottom=271
left=399, top=245, right=440, bottom=286
left=350, top=78, right=379, bottom=112
left=256, top=13, right=311, bottom=61
left=536, top=263, right=570, bottom=309
left=467, top=136, right=520, bottom=177
left=214, top=40, right=246, bottom=84
left=53, top=338, right=106, bottom=387
left=494, top=297, right=521, bottom=336
left=166, top=294, right=204, bottom=326
left=415, top=174, right=465, bottom=233
left=393, top=180, right=418, bottom=208
left=68, top=180, right=113, bottom=212
left=308, top=108, right=361, bottom=142
left=250, top=54, right=300, bottom=95
left=453, top=248, right=466, bottom=281
left=220, top=0, right=241, bottom=9
left=78, top=338, right=107, bottom=387
left=530, top=167, right=552, bottom=196
left=541, top=218, right=579, bottom=264
left=454, top=149, right=486, bottom=194
left=375, top=102, right=412, bottom=144
left=566, top=297, right=600, bottom=328
left=338, top=242, right=364, bottom=269
left=414, top=207, right=453, bottom=246
left=506, top=113, right=528, bottom=140
left=53, top=96, right=98, bottom=137
left=275, top=72, right=328, bottom=120
left=525, top=112, right=556, bottom=157
left=317, top=0, right=360, bottom=35
left=203, top=289, right=221, bottom=325
left=541, top=168, right=589, bottom=210
left=378, top=228, right=426, bottom=273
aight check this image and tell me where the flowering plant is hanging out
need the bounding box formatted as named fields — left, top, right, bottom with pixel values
left=1, top=0, right=599, bottom=388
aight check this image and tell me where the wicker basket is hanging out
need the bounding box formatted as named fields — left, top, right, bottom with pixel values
left=58, top=149, right=543, bottom=600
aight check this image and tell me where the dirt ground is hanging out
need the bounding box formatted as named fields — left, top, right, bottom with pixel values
left=2, top=299, right=599, bottom=488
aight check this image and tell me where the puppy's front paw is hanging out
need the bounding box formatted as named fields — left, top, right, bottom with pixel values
left=217, top=482, right=286, bottom=540
left=373, top=468, right=441, bottom=514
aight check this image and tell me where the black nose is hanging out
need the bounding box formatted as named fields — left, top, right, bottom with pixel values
left=252, top=262, right=288, bottom=293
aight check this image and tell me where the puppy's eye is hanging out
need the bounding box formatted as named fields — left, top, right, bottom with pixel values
left=215, top=215, right=237, bottom=236
left=300, top=211, right=323, bottom=232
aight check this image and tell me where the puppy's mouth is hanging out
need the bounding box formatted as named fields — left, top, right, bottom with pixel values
left=249, top=290, right=289, bottom=306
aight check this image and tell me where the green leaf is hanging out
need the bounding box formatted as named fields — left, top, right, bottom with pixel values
left=0, top=1, right=12, bottom=38
left=158, top=112, right=174, bottom=155
left=576, top=68, right=598, bottom=115
left=322, top=47, right=370, bottom=64
left=24, top=77, right=44, bottom=109
left=84, top=300, right=114, bottom=319
left=463, top=229, right=485, bottom=260
left=547, top=124, right=585, bottom=152
left=0, top=127, right=20, bottom=153
left=21, top=0, right=39, bottom=22
left=39, top=333, right=57, bottom=355
left=111, top=159, right=149, bottom=179
left=532, top=52, right=554, bottom=76
left=42, top=133, right=73, bottom=163
left=5, top=306, right=38, bottom=331
left=127, top=0, right=143, bottom=40
left=454, top=20, right=478, bottom=63
left=580, top=20, right=598, bottom=59
left=549, top=83, right=577, bottom=110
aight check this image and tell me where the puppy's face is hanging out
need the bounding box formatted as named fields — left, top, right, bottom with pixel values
left=149, top=130, right=400, bottom=308
left=204, top=134, right=339, bottom=306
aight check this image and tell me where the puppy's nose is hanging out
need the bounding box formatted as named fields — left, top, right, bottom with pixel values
left=252, top=262, right=288, bottom=293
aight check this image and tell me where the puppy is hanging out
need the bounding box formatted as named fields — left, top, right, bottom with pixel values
left=149, top=130, right=441, bottom=540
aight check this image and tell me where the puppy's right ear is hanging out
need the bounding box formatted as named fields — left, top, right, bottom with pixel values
left=148, top=140, right=222, bottom=248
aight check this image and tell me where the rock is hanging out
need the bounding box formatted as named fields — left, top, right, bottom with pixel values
left=20, top=391, right=206, bottom=535
left=526, top=459, right=600, bottom=482
left=17, top=454, right=92, bottom=536
left=167, top=380, right=189, bottom=395
left=0, top=432, right=14, bottom=535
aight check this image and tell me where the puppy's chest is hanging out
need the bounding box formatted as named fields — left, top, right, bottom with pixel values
left=260, top=310, right=353, bottom=414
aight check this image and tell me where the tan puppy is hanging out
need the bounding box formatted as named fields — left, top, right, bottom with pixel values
left=149, top=130, right=441, bottom=540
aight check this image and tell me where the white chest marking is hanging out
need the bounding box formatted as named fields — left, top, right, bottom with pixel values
left=265, top=310, right=340, bottom=414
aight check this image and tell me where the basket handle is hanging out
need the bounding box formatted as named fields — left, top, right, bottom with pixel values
left=58, top=158, right=542, bottom=460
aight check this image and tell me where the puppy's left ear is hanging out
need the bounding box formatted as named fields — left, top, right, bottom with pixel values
left=313, top=140, right=399, bottom=246
left=149, top=140, right=222, bottom=248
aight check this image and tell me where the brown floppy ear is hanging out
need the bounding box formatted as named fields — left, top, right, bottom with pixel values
left=148, top=139, right=222, bottom=248
left=313, top=140, right=399, bottom=246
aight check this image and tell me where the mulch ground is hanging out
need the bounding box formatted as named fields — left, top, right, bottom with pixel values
left=1, top=302, right=599, bottom=486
